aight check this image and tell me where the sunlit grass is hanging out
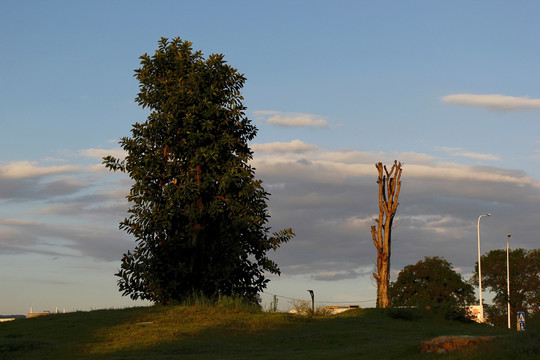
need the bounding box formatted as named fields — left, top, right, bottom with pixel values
left=78, top=306, right=301, bottom=357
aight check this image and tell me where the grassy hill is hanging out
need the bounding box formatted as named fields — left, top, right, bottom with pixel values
left=1, top=304, right=538, bottom=359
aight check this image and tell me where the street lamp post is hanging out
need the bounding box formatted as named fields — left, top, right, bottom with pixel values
left=307, top=290, right=314, bottom=314
left=507, top=234, right=511, bottom=329
left=477, top=213, right=491, bottom=322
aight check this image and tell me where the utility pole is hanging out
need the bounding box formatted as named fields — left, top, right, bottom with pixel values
left=477, top=213, right=491, bottom=322
left=507, top=234, right=511, bottom=329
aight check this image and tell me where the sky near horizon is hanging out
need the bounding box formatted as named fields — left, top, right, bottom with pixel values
left=1, top=1, right=539, bottom=315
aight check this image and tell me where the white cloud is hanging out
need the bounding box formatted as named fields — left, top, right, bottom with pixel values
left=252, top=139, right=317, bottom=153
left=440, top=147, right=500, bottom=161
left=0, top=219, right=40, bottom=226
left=79, top=148, right=126, bottom=160
left=253, top=150, right=535, bottom=188
left=260, top=155, right=540, bottom=282
left=405, top=163, right=536, bottom=187
left=0, top=216, right=131, bottom=261
left=254, top=110, right=328, bottom=127
left=312, top=269, right=362, bottom=281
left=442, top=94, right=540, bottom=112
left=2, top=144, right=540, bottom=296
left=0, top=161, right=79, bottom=179
left=324, top=216, right=374, bottom=235
left=404, top=214, right=465, bottom=239
left=42, top=157, right=67, bottom=163
left=315, top=150, right=434, bottom=165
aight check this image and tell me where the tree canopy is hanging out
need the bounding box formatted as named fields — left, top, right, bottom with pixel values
left=472, top=248, right=540, bottom=326
left=104, top=37, right=294, bottom=305
left=390, top=256, right=476, bottom=308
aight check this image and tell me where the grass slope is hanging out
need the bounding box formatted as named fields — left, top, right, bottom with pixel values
left=1, top=305, right=538, bottom=359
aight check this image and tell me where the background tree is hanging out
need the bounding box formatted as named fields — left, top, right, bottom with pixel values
left=472, top=248, right=540, bottom=326
left=371, top=161, right=402, bottom=308
left=104, top=37, right=294, bottom=305
left=390, top=256, right=476, bottom=308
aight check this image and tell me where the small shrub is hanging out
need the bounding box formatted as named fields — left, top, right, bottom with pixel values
left=424, top=302, right=475, bottom=323
left=443, top=306, right=475, bottom=323
left=176, top=292, right=261, bottom=313
left=388, top=307, right=423, bottom=321
left=265, top=295, right=279, bottom=313
left=288, top=300, right=332, bottom=316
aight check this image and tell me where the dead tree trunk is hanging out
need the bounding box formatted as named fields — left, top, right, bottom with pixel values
left=371, top=161, right=402, bottom=308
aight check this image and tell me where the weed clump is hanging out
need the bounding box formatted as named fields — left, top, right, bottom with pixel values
left=387, top=307, right=423, bottom=321
left=288, top=300, right=333, bottom=316
left=174, top=292, right=262, bottom=313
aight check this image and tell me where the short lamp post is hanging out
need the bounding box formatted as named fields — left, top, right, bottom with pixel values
left=507, top=234, right=511, bottom=329
left=307, top=290, right=314, bottom=314
left=477, top=213, right=491, bottom=322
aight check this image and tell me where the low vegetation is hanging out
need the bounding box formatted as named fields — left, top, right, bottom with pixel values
left=288, top=299, right=334, bottom=316
left=1, top=303, right=538, bottom=359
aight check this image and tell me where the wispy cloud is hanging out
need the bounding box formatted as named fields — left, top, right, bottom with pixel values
left=1, top=145, right=540, bottom=294
left=312, top=269, right=362, bottom=281
left=253, top=151, right=538, bottom=189
left=252, top=139, right=317, bottom=153
left=254, top=110, right=329, bottom=128
left=79, top=148, right=126, bottom=160
left=2, top=145, right=539, bottom=290
left=440, top=147, right=500, bottom=161
left=0, top=161, right=79, bottom=179
left=442, top=94, right=540, bottom=112
left=0, top=217, right=131, bottom=261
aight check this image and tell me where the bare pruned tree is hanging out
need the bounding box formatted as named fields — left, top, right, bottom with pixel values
left=371, top=161, right=403, bottom=308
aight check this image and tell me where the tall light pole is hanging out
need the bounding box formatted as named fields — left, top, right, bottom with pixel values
left=477, top=213, right=491, bottom=322
left=507, top=234, right=511, bottom=329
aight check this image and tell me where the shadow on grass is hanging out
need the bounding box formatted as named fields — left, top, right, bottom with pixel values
left=75, top=307, right=513, bottom=360
left=77, top=306, right=311, bottom=359
left=2, top=307, right=532, bottom=360
left=0, top=307, right=146, bottom=360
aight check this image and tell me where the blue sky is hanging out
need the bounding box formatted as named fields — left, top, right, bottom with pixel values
left=1, top=0, right=539, bottom=314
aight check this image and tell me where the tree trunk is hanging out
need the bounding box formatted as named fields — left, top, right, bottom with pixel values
left=371, top=161, right=402, bottom=308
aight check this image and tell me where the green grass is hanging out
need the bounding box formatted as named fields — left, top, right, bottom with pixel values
left=1, top=305, right=538, bottom=359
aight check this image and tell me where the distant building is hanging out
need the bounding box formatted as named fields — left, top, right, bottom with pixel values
left=27, top=311, right=52, bottom=318
left=466, top=305, right=482, bottom=323
left=27, top=306, right=65, bottom=318
left=0, top=315, right=25, bottom=322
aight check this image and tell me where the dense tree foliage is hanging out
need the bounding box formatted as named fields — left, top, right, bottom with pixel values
left=104, top=37, right=294, bottom=304
left=390, top=256, right=476, bottom=308
left=472, top=248, right=540, bottom=326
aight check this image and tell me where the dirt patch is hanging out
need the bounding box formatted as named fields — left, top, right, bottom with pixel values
left=421, top=335, right=499, bottom=353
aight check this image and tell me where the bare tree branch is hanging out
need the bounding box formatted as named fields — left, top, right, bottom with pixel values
left=371, top=160, right=402, bottom=308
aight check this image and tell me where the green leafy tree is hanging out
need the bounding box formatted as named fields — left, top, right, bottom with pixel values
left=472, top=248, right=540, bottom=326
left=390, top=256, right=476, bottom=308
left=104, top=37, right=294, bottom=305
